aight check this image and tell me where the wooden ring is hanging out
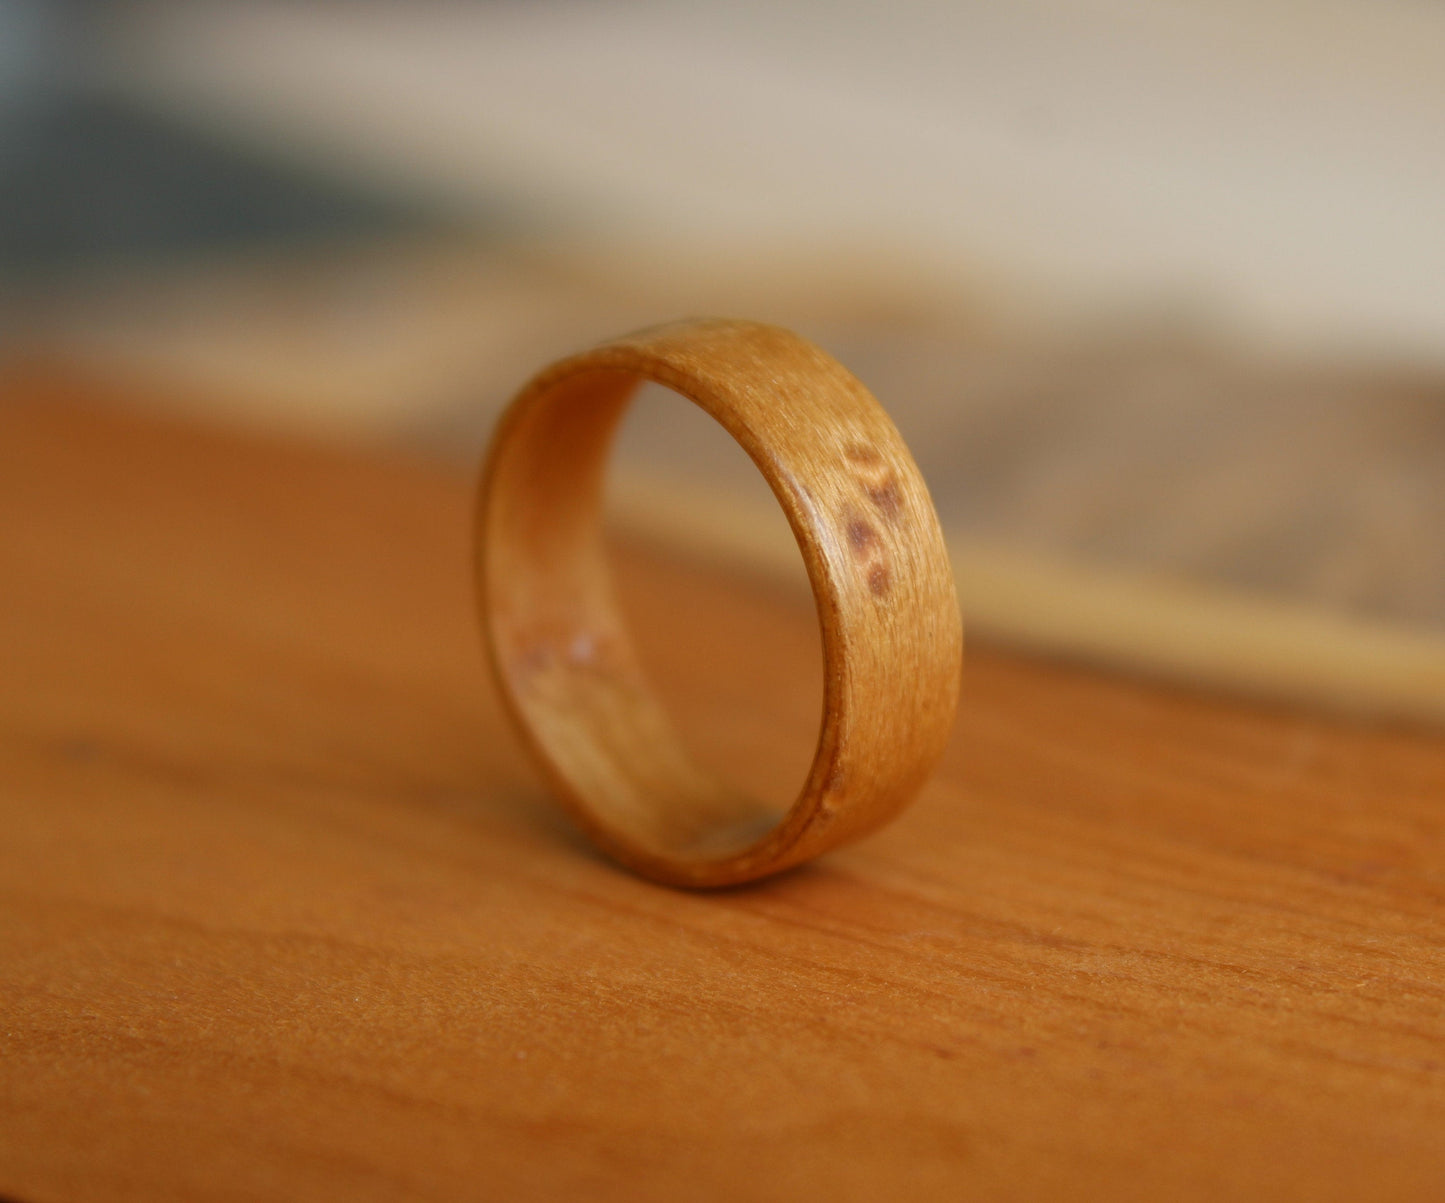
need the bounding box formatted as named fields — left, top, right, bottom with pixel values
left=476, top=319, right=962, bottom=887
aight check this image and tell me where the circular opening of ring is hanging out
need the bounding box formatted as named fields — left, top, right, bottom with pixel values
left=606, top=380, right=824, bottom=815
left=483, top=366, right=826, bottom=869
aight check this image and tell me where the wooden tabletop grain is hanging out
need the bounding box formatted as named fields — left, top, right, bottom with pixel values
left=3, top=373, right=1444, bottom=1203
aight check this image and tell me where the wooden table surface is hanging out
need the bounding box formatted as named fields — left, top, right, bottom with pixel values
left=3, top=374, right=1445, bottom=1202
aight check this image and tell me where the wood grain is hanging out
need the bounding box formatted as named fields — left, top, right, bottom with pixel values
left=3, top=372, right=1445, bottom=1202
left=479, top=320, right=960, bottom=885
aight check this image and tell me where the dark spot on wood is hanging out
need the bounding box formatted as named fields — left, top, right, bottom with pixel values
left=843, top=442, right=905, bottom=523
left=868, top=564, right=892, bottom=596
left=844, top=443, right=883, bottom=466
left=846, top=518, right=878, bottom=552
left=867, top=477, right=903, bottom=521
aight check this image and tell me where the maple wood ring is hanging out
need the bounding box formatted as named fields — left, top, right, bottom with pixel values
left=477, top=319, right=962, bottom=887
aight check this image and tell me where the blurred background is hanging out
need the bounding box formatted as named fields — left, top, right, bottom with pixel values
left=5, top=0, right=1445, bottom=720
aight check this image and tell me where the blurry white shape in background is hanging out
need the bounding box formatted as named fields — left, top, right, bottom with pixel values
left=102, top=0, right=1445, bottom=362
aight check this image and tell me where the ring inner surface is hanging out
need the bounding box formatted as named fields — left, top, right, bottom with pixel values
left=487, top=367, right=799, bottom=863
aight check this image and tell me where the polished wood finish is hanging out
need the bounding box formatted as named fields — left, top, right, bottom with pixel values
left=479, top=320, right=961, bottom=886
left=3, top=379, right=1445, bottom=1202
